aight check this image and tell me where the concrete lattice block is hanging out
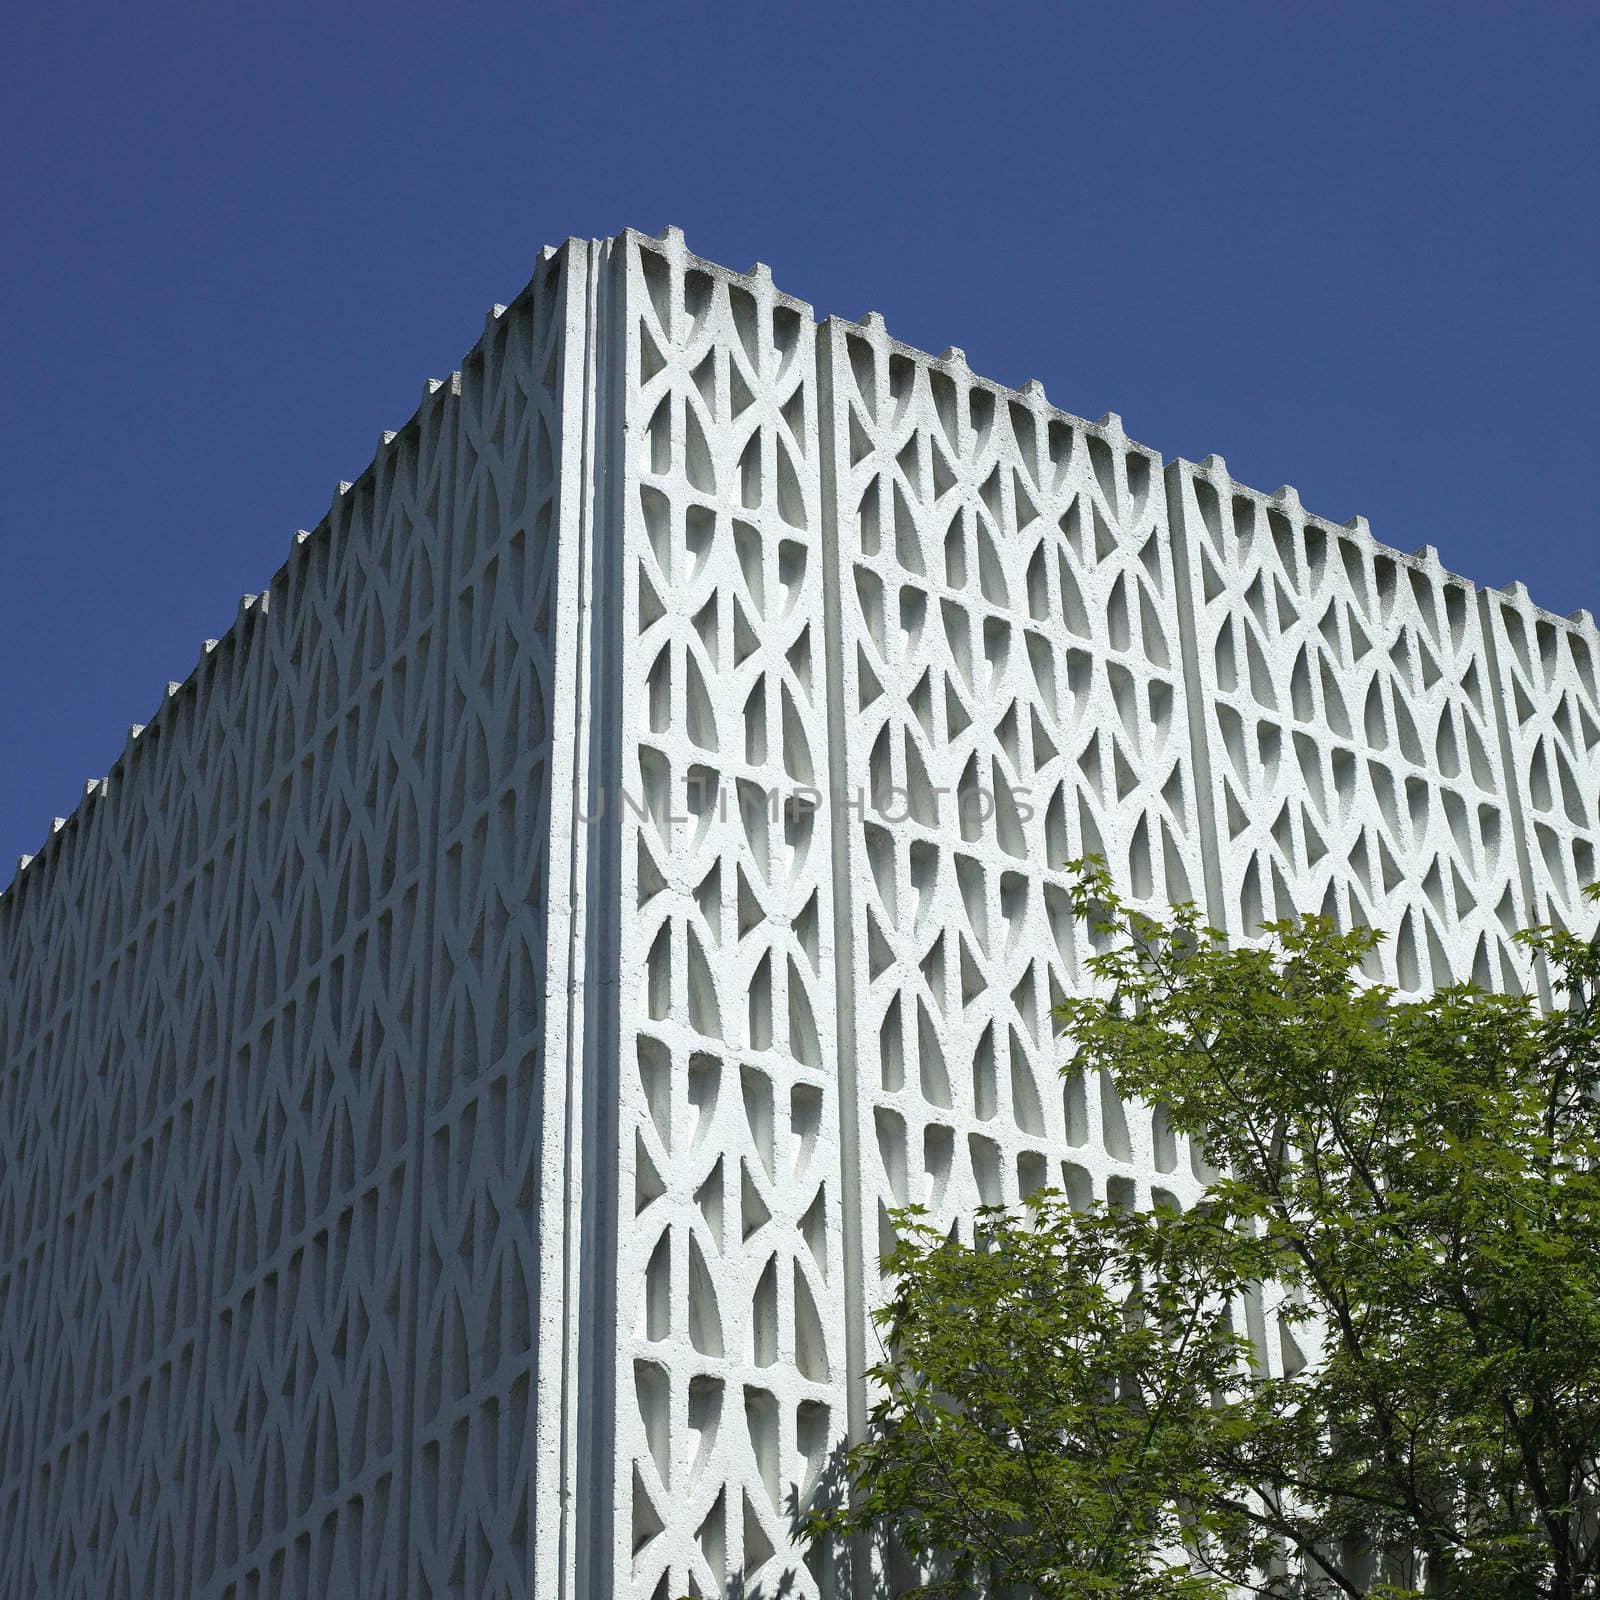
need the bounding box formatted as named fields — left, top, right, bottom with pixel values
left=0, top=230, right=1594, bottom=1600
left=1167, top=455, right=1540, bottom=997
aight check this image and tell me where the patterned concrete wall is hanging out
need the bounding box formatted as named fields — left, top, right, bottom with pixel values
left=1, top=595, right=265, bottom=1598
left=1, top=228, right=1596, bottom=1598
left=818, top=320, right=1213, bottom=1362
left=610, top=230, right=849, bottom=1600
left=1167, top=458, right=1541, bottom=996
left=1479, top=584, right=1600, bottom=949
left=1, top=247, right=578, bottom=1599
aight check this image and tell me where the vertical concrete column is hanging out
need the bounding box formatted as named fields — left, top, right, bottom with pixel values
left=606, top=229, right=850, bottom=1600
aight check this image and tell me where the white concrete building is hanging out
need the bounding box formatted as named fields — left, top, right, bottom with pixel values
left=1, top=228, right=1596, bottom=1599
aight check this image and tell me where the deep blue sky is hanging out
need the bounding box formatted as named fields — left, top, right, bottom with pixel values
left=3, top=2, right=1595, bottom=871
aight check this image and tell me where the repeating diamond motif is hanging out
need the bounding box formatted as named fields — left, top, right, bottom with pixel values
left=819, top=319, right=1214, bottom=1384
left=0, top=231, right=1595, bottom=1598
left=1, top=250, right=572, bottom=1600
left=1479, top=585, right=1600, bottom=955
left=1168, top=457, right=1539, bottom=995
left=1, top=607, right=263, bottom=1598
left=613, top=231, right=848, bottom=1600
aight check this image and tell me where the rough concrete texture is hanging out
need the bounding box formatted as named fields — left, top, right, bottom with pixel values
left=1, top=228, right=1596, bottom=1598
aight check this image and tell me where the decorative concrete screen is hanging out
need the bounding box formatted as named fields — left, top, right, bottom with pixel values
left=1, top=227, right=1596, bottom=1599
left=1167, top=461, right=1543, bottom=996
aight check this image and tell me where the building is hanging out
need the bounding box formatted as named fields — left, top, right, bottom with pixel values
left=2, top=227, right=1597, bottom=1599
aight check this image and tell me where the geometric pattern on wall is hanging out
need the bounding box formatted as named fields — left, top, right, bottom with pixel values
left=1, top=227, right=1596, bottom=1599
left=1479, top=583, right=1600, bottom=956
left=0, top=598, right=266, bottom=1600
left=1168, top=456, right=1539, bottom=996
left=1, top=252, right=568, bottom=1600
left=819, top=317, right=1214, bottom=1371
left=185, top=403, right=464, bottom=1598
left=614, top=231, right=849, bottom=1600
left=402, top=266, right=562, bottom=1600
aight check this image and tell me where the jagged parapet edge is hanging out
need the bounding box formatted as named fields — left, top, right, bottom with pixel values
left=5, top=230, right=1595, bottom=903
left=0, top=241, right=573, bottom=903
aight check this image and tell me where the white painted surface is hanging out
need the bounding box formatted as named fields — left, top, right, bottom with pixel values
left=1, top=229, right=1595, bottom=1598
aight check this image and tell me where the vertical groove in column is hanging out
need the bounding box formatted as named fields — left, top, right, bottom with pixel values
left=530, top=236, right=595, bottom=1600
left=1163, top=459, right=1228, bottom=932
left=813, top=319, right=868, bottom=1433
left=812, top=320, right=872, bottom=1600
left=544, top=234, right=595, bottom=1600
left=570, top=232, right=624, bottom=1600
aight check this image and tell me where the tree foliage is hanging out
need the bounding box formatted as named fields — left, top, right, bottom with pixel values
left=810, top=867, right=1600, bottom=1598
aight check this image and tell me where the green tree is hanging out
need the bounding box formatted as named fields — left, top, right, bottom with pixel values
left=810, top=867, right=1600, bottom=1598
